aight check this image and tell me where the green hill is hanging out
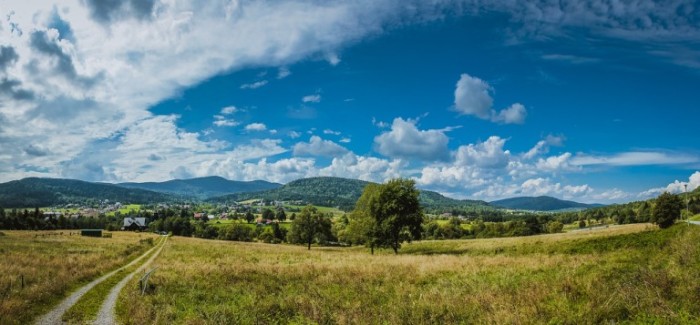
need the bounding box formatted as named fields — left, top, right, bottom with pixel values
left=490, top=196, right=601, bottom=211
left=118, top=176, right=281, bottom=199
left=208, top=176, right=491, bottom=212
left=0, top=178, right=174, bottom=208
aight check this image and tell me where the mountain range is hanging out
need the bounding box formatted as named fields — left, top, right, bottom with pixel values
left=490, top=196, right=603, bottom=211
left=208, top=176, right=492, bottom=212
left=118, top=176, right=281, bottom=199
left=0, top=176, right=601, bottom=212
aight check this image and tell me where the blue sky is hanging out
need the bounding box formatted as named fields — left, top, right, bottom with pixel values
left=1, top=0, right=699, bottom=203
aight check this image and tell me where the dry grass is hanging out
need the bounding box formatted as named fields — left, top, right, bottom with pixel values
left=117, top=224, right=700, bottom=324
left=0, top=230, right=158, bottom=324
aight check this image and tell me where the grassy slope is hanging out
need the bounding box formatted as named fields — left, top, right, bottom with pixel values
left=0, top=231, right=159, bottom=325
left=117, top=223, right=700, bottom=324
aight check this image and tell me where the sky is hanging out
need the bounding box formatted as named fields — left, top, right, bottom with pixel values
left=0, top=0, right=699, bottom=204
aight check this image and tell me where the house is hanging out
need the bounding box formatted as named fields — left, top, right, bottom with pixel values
left=123, top=217, right=147, bottom=231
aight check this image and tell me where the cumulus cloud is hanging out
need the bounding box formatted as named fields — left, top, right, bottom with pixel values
left=455, top=136, right=511, bottom=169
left=453, top=73, right=527, bottom=124
left=491, top=103, right=526, bottom=124
left=374, top=117, right=450, bottom=161
left=639, top=171, right=700, bottom=198
left=454, top=73, right=492, bottom=119
left=293, top=136, right=349, bottom=157
left=244, top=123, right=267, bottom=132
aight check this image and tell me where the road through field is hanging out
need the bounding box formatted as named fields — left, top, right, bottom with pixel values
left=94, top=237, right=167, bottom=325
left=34, top=236, right=166, bottom=325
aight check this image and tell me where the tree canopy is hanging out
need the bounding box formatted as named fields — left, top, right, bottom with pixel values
left=348, top=178, right=423, bottom=254
left=652, top=192, right=683, bottom=229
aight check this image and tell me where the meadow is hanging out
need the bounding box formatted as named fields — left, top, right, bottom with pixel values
left=116, top=223, right=700, bottom=324
left=0, top=230, right=158, bottom=324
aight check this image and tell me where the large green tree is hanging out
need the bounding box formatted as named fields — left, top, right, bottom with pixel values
left=349, top=178, right=423, bottom=254
left=287, top=205, right=332, bottom=250
left=652, top=192, right=683, bottom=228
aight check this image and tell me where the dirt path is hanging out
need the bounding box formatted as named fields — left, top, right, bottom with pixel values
left=34, top=237, right=165, bottom=325
left=94, top=237, right=167, bottom=325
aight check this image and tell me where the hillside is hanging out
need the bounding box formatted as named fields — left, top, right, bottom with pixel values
left=0, top=178, right=174, bottom=208
left=490, top=196, right=601, bottom=211
left=209, top=176, right=491, bottom=212
left=118, top=176, right=281, bottom=199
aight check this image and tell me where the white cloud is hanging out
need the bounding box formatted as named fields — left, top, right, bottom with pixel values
left=372, top=117, right=389, bottom=128
left=323, top=129, right=341, bottom=135
left=571, top=151, right=699, bottom=166
left=319, top=153, right=404, bottom=183
left=325, top=52, right=341, bottom=66
left=228, top=139, right=287, bottom=161
left=454, top=73, right=492, bottom=119
left=639, top=171, right=700, bottom=198
left=277, top=67, right=291, bottom=79
left=535, top=152, right=577, bottom=172
left=492, top=103, right=526, bottom=124
left=213, top=119, right=240, bottom=127
left=220, top=106, right=238, bottom=114
left=240, top=80, right=268, bottom=89
left=288, top=131, right=301, bottom=139
left=339, top=138, right=351, bottom=143
left=453, top=73, right=528, bottom=124
left=523, top=135, right=565, bottom=160
left=302, top=94, right=321, bottom=103
left=374, top=117, right=450, bottom=161
left=455, top=136, right=511, bottom=169
left=293, top=136, right=349, bottom=157
left=244, top=123, right=267, bottom=132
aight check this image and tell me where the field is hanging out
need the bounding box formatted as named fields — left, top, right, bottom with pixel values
left=0, top=230, right=158, bottom=324
left=115, top=223, right=700, bottom=324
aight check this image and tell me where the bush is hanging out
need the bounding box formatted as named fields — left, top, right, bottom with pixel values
left=218, top=224, right=253, bottom=242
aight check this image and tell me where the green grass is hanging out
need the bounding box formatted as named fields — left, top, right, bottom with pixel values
left=689, top=214, right=700, bottom=221
left=284, top=205, right=345, bottom=216
left=0, top=231, right=159, bottom=325
left=116, top=223, right=700, bottom=324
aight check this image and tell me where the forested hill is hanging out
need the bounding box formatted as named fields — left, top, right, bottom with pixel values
left=118, top=176, right=281, bottom=199
left=208, top=176, right=492, bottom=212
left=0, top=178, right=174, bottom=208
left=490, top=196, right=602, bottom=211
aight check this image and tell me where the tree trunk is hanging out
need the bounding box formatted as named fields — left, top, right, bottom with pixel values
left=392, top=244, right=398, bottom=255
left=308, top=240, right=311, bottom=250
left=371, top=244, right=374, bottom=255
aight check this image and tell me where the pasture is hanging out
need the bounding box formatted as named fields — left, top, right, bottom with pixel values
left=115, top=223, right=700, bottom=324
left=0, top=230, right=158, bottom=324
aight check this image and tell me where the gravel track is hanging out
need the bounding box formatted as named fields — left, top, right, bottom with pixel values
left=94, top=237, right=167, bottom=325
left=34, top=237, right=165, bottom=325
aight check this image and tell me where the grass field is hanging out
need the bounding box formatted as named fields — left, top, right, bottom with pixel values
left=116, top=223, right=700, bottom=324
left=0, top=230, right=158, bottom=324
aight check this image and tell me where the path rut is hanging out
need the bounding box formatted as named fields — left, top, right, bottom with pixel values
left=94, top=237, right=167, bottom=325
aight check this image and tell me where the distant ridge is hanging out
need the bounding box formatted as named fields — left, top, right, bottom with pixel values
left=0, top=177, right=173, bottom=208
left=118, top=176, right=281, bottom=199
left=208, top=176, right=491, bottom=212
left=490, top=196, right=603, bottom=211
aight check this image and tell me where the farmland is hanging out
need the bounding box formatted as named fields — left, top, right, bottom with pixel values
left=0, top=231, right=158, bottom=324
left=112, top=223, right=700, bottom=324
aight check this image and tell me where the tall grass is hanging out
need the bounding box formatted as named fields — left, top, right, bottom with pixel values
left=0, top=231, right=158, bottom=324
left=117, top=223, right=700, bottom=324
